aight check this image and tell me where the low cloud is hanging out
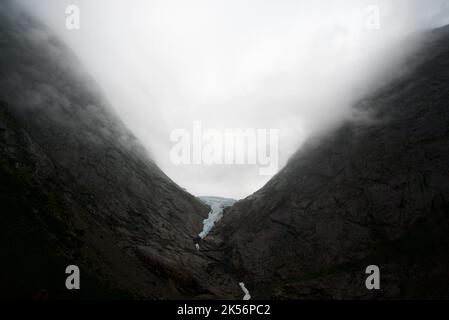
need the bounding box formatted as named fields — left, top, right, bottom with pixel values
left=17, top=0, right=449, bottom=198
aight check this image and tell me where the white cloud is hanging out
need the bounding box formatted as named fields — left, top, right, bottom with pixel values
left=18, top=0, right=449, bottom=198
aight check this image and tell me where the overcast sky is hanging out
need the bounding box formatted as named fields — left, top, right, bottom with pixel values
left=18, top=0, right=449, bottom=199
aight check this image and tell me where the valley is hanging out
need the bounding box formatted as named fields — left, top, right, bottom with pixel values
left=1, top=0, right=449, bottom=300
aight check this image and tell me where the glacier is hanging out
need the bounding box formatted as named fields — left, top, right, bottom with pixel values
left=198, top=196, right=237, bottom=239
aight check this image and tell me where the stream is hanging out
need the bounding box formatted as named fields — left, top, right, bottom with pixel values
left=197, top=196, right=251, bottom=300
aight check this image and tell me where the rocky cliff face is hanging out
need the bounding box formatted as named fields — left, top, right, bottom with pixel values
left=0, top=1, right=210, bottom=299
left=2, top=0, right=449, bottom=301
left=215, top=26, right=449, bottom=299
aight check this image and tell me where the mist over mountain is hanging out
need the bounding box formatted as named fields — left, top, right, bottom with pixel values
left=1, top=0, right=449, bottom=301
left=16, top=0, right=449, bottom=199
left=214, top=25, right=449, bottom=299
left=0, top=0, right=210, bottom=299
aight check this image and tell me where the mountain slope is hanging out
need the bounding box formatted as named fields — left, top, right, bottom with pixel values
left=215, top=26, right=449, bottom=299
left=0, top=0, right=209, bottom=299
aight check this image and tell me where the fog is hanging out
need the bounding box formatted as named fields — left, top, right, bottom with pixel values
left=17, top=0, right=449, bottom=199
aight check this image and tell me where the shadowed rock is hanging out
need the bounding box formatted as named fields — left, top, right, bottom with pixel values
left=0, top=0, right=209, bottom=299
left=215, top=25, right=449, bottom=299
